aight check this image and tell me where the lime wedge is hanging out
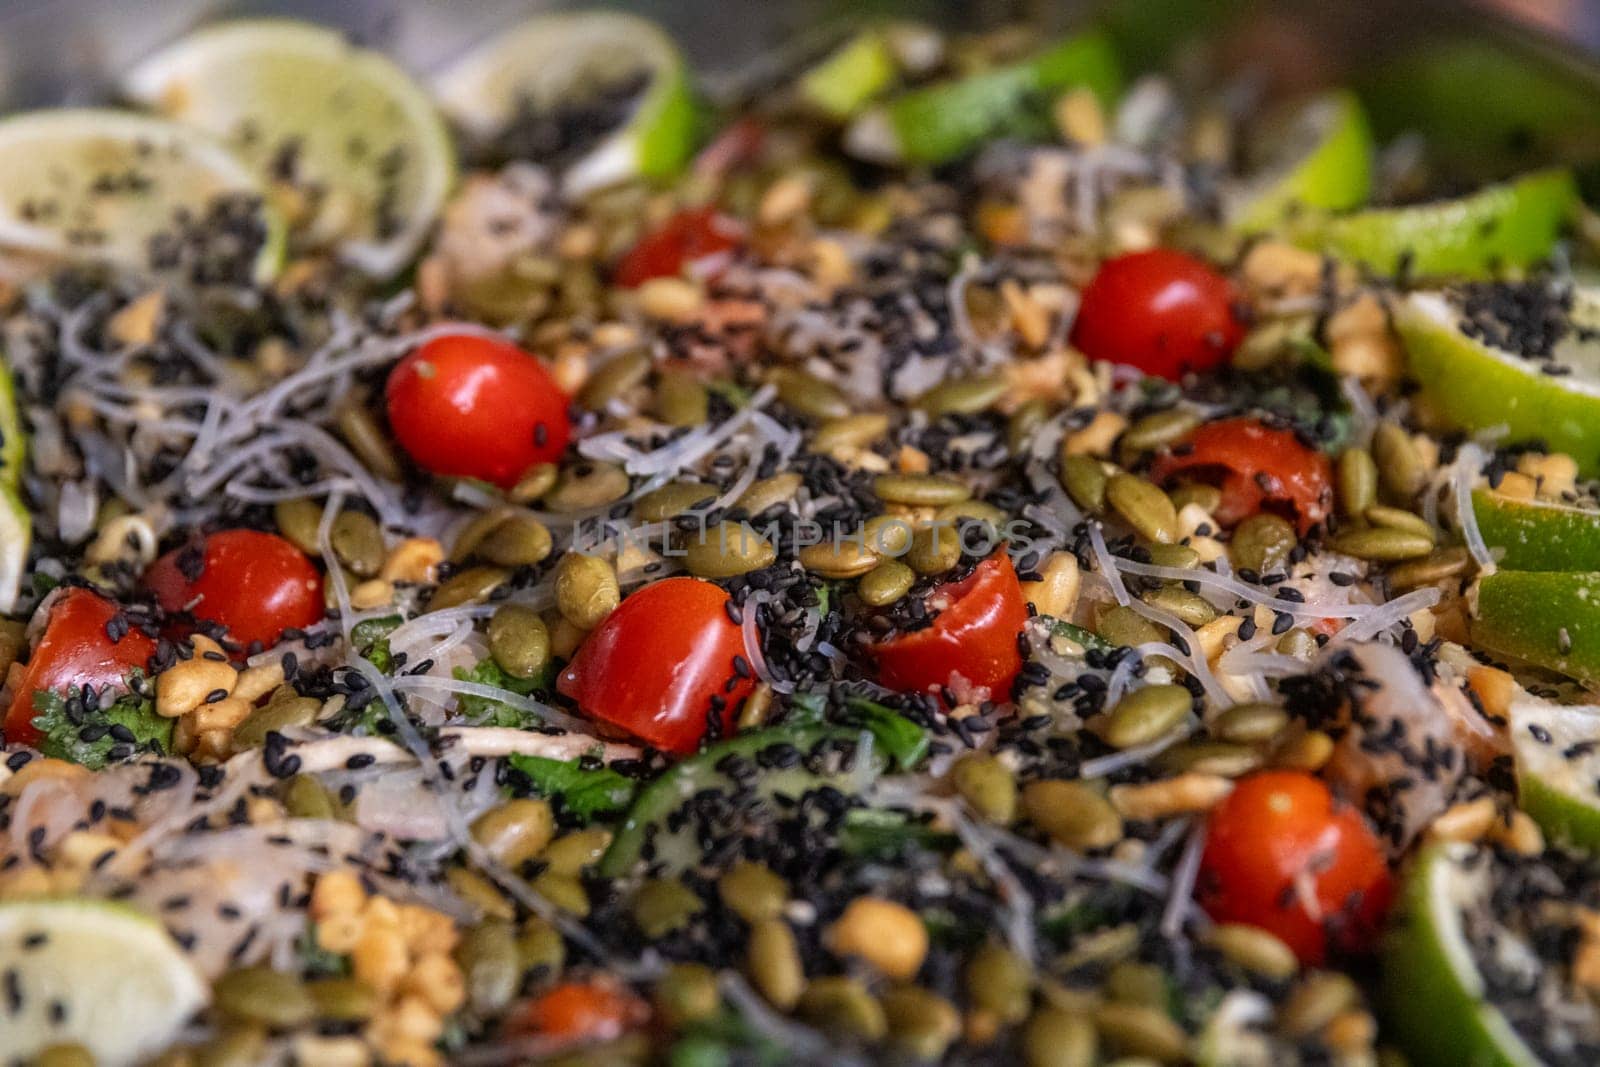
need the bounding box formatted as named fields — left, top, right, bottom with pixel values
left=124, top=19, right=453, bottom=280
left=0, top=483, right=29, bottom=615
left=1473, top=570, right=1600, bottom=685
left=1397, top=288, right=1600, bottom=475
left=1472, top=488, right=1600, bottom=571
left=0, top=898, right=208, bottom=1066
left=1290, top=168, right=1578, bottom=278
left=1382, top=843, right=1541, bottom=1067
left=845, top=30, right=1122, bottom=165
left=431, top=12, right=696, bottom=197
left=0, top=357, right=25, bottom=490
left=1510, top=692, right=1600, bottom=849
left=0, top=109, right=281, bottom=283
left=1227, top=90, right=1373, bottom=231
left=799, top=29, right=898, bottom=120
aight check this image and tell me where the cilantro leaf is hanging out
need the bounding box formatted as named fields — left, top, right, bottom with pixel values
left=453, top=657, right=550, bottom=728
left=351, top=614, right=401, bottom=673
left=505, top=753, right=637, bottom=822
left=32, top=680, right=173, bottom=771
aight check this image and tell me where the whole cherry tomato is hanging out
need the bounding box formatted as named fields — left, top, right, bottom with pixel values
left=143, top=529, right=323, bottom=652
left=613, top=207, right=742, bottom=288
left=386, top=333, right=571, bottom=490
left=874, top=551, right=1030, bottom=700
left=1197, top=770, right=1392, bottom=965
left=557, top=576, right=754, bottom=755
left=505, top=980, right=650, bottom=1043
left=1150, top=416, right=1334, bottom=535
left=1070, top=249, right=1246, bottom=380
left=3, top=588, right=157, bottom=745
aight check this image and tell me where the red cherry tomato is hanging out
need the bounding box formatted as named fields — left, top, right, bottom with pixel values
left=3, top=588, right=157, bottom=746
left=613, top=207, right=742, bottom=288
left=874, top=552, right=1030, bottom=700
left=386, top=333, right=571, bottom=490
left=1149, top=416, right=1334, bottom=536
left=506, top=980, right=650, bottom=1043
left=557, top=577, right=754, bottom=755
left=1070, top=249, right=1246, bottom=380
left=143, top=529, right=323, bottom=652
left=1197, top=771, right=1393, bottom=965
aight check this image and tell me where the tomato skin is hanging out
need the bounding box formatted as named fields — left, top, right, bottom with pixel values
left=557, top=577, right=754, bottom=755
left=874, top=552, right=1030, bottom=699
left=613, top=207, right=742, bottom=288
left=1150, top=416, right=1334, bottom=535
left=1070, top=249, right=1246, bottom=380
left=506, top=979, right=650, bottom=1043
left=1197, top=771, right=1392, bottom=965
left=3, top=588, right=157, bottom=746
left=143, top=530, right=323, bottom=652
left=386, top=333, right=571, bottom=490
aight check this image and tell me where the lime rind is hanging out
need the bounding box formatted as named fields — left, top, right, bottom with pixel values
left=0, top=897, right=208, bottom=1066
left=1229, top=90, right=1373, bottom=231
left=1510, top=693, right=1600, bottom=848
left=1398, top=289, right=1600, bottom=475
left=0, top=482, right=27, bottom=615
left=124, top=19, right=454, bottom=280
left=799, top=30, right=898, bottom=120
left=0, top=357, right=24, bottom=491
left=1382, top=843, right=1542, bottom=1067
left=1472, top=488, right=1600, bottom=571
left=1292, top=168, right=1578, bottom=278
left=0, top=109, right=281, bottom=283
left=431, top=12, right=696, bottom=197
left=1473, top=570, right=1600, bottom=684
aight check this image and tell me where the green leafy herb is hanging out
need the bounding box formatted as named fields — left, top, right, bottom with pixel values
left=351, top=614, right=401, bottom=673
left=453, top=657, right=549, bottom=728
left=838, top=807, right=955, bottom=860
left=842, top=696, right=929, bottom=769
left=296, top=926, right=350, bottom=977
left=505, top=753, right=636, bottom=822
left=31, top=679, right=172, bottom=771
left=1052, top=620, right=1112, bottom=652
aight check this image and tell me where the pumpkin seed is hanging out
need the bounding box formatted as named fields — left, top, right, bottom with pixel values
left=284, top=774, right=335, bottom=819
left=1105, top=473, right=1178, bottom=544
left=1007, top=399, right=1050, bottom=456
left=773, top=367, right=850, bottom=420
left=1387, top=546, right=1472, bottom=589
left=1023, top=1008, right=1096, bottom=1067
left=1337, top=448, right=1378, bottom=519
left=274, top=498, right=325, bottom=555
left=472, top=799, right=555, bottom=868
left=1279, top=972, right=1360, bottom=1036
left=488, top=604, right=551, bottom=680
left=456, top=921, right=520, bottom=1015
left=194, top=1025, right=267, bottom=1067
left=306, top=977, right=378, bottom=1022
left=1140, top=586, right=1216, bottom=627
left=1022, top=780, right=1122, bottom=851
left=656, top=368, right=710, bottom=427
left=738, top=683, right=775, bottom=729
left=951, top=753, right=1016, bottom=824
left=477, top=515, right=553, bottom=567
left=914, top=374, right=1006, bottom=416
left=1099, top=684, right=1191, bottom=749
left=882, top=985, right=960, bottom=1060
left=1120, top=409, right=1200, bottom=455
left=1060, top=455, right=1107, bottom=513
left=1106, top=961, right=1168, bottom=1006
left=450, top=508, right=515, bottom=562
left=1364, top=504, right=1436, bottom=541
left=544, top=462, right=630, bottom=513
left=906, top=524, right=962, bottom=575
left=1146, top=543, right=1201, bottom=569
left=1096, top=605, right=1165, bottom=649
left=578, top=348, right=651, bottom=410
left=935, top=499, right=1008, bottom=527
left=872, top=473, right=972, bottom=506
left=429, top=565, right=510, bottom=610
left=1168, top=482, right=1223, bottom=514
left=798, top=977, right=887, bottom=1041
left=737, top=472, right=804, bottom=516
left=748, top=918, right=804, bottom=1010
left=798, top=539, right=879, bottom=579
left=1328, top=526, right=1434, bottom=562
left=334, top=401, right=404, bottom=483
left=1213, top=702, right=1289, bottom=744
left=530, top=870, right=589, bottom=917
left=542, top=829, right=612, bottom=877
left=1157, top=741, right=1263, bottom=777
left=33, top=1045, right=97, bottom=1067
left=684, top=522, right=777, bottom=578
left=1094, top=1001, right=1187, bottom=1062
left=718, top=861, right=789, bottom=924
left=555, top=553, right=620, bottom=629
left=1277, top=626, right=1319, bottom=658
left=509, top=462, right=559, bottom=505
left=516, top=917, right=566, bottom=975
left=811, top=412, right=890, bottom=454
left=863, top=514, right=915, bottom=556
left=449, top=866, right=513, bottom=920
left=965, top=942, right=1033, bottom=1023
left=633, top=482, right=716, bottom=523
left=233, top=694, right=321, bottom=749
left=631, top=879, right=704, bottom=939
left=1204, top=923, right=1299, bottom=980
left=215, top=966, right=315, bottom=1028
left=1229, top=513, right=1297, bottom=573
left=654, top=963, right=721, bottom=1028
left=1373, top=421, right=1427, bottom=501
left=858, top=560, right=915, bottom=606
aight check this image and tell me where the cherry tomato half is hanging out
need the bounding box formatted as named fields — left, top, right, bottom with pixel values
left=557, top=576, right=754, bottom=755
left=3, top=588, right=157, bottom=746
left=386, top=333, right=571, bottom=490
left=505, top=980, right=650, bottom=1044
left=1197, top=770, right=1392, bottom=965
left=143, top=529, right=323, bottom=652
left=613, top=207, right=742, bottom=289
left=1070, top=249, right=1246, bottom=380
left=874, top=551, right=1030, bottom=700
left=1149, top=416, right=1334, bottom=535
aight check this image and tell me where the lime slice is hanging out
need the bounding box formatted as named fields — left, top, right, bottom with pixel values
left=0, top=109, right=281, bottom=283
left=431, top=12, right=696, bottom=197
left=1381, top=843, right=1541, bottom=1067
left=1227, top=90, right=1373, bottom=231
left=1291, top=169, right=1578, bottom=278
left=0, top=483, right=29, bottom=615
left=1510, top=692, right=1600, bottom=848
left=0, top=898, right=208, bottom=1066
left=0, top=357, right=24, bottom=490
left=1473, top=570, right=1600, bottom=684
left=124, top=19, right=452, bottom=280
left=845, top=30, right=1122, bottom=165
left=798, top=29, right=898, bottom=120
left=1472, top=488, right=1600, bottom=571
left=1397, top=288, right=1600, bottom=475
